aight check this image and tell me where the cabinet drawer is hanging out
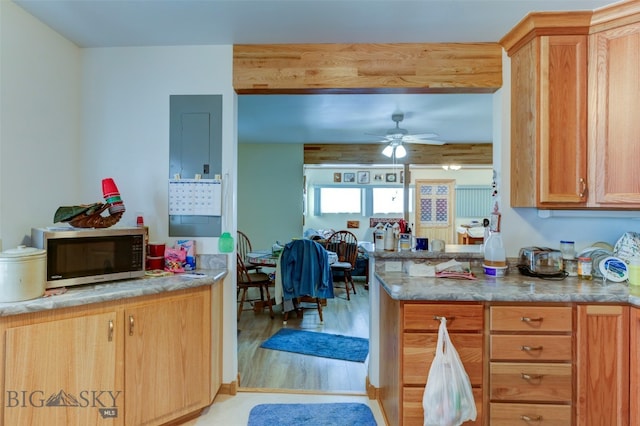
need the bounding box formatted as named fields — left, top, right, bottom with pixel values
left=490, top=335, right=572, bottom=361
left=403, top=386, right=483, bottom=426
left=490, top=306, right=572, bottom=332
left=490, top=362, right=572, bottom=402
left=490, top=403, right=572, bottom=425
left=403, top=333, right=483, bottom=386
left=404, top=303, right=483, bottom=331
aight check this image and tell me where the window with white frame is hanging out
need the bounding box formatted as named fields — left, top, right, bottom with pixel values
left=318, top=187, right=362, bottom=214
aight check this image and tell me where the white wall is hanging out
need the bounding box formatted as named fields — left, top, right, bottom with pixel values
left=238, top=143, right=303, bottom=250
left=80, top=45, right=238, bottom=383
left=0, top=1, right=82, bottom=248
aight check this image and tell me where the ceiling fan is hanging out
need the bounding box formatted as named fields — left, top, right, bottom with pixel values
left=372, top=112, right=445, bottom=158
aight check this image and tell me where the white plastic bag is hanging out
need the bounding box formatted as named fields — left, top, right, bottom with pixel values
left=422, top=317, right=477, bottom=426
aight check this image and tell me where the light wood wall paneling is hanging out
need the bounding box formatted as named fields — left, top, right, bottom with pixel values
left=233, top=43, right=502, bottom=93
left=303, top=143, right=492, bottom=165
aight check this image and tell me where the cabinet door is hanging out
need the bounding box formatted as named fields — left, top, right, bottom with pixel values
left=510, top=35, right=587, bottom=207
left=124, top=289, right=211, bottom=426
left=538, top=35, right=588, bottom=205
left=576, top=305, right=629, bottom=426
left=4, top=312, right=121, bottom=426
left=589, top=22, right=640, bottom=206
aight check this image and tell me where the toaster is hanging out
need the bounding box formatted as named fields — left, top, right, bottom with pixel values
left=518, top=247, right=564, bottom=276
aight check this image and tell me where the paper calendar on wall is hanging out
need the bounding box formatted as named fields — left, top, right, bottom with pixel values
left=168, top=179, right=221, bottom=216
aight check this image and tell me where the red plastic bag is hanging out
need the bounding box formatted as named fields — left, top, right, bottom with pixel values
left=422, top=317, right=477, bottom=426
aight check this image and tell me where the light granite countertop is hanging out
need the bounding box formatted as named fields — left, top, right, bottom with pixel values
left=369, top=247, right=640, bottom=307
left=0, top=268, right=227, bottom=317
left=376, top=269, right=640, bottom=307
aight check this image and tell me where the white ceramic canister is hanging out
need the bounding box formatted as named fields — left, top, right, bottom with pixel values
left=0, top=245, right=46, bottom=302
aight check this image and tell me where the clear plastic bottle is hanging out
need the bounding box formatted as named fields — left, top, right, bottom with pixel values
left=483, top=232, right=506, bottom=267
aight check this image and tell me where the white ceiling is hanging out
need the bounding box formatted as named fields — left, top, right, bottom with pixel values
left=14, top=0, right=618, bottom=145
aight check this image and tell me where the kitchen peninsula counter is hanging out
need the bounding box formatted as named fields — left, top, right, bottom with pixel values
left=0, top=268, right=227, bottom=317
left=369, top=248, right=640, bottom=426
left=369, top=246, right=640, bottom=306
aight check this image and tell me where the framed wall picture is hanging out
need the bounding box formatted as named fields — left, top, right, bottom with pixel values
left=357, top=171, right=370, bottom=184
left=386, top=173, right=397, bottom=183
left=374, top=173, right=384, bottom=182
left=333, top=172, right=342, bottom=183
left=343, top=172, right=355, bottom=183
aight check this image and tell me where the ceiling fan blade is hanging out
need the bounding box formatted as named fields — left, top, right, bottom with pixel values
left=404, top=132, right=439, bottom=140
left=405, top=139, right=446, bottom=145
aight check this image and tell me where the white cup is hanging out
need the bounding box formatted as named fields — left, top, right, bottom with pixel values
left=431, top=239, right=445, bottom=252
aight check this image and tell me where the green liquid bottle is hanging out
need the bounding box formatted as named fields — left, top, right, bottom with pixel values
left=218, top=232, right=234, bottom=253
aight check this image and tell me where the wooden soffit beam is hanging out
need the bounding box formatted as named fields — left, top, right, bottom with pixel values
left=303, top=143, right=492, bottom=165
left=233, top=43, right=502, bottom=94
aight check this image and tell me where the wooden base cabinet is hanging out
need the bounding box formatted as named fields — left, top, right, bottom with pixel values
left=489, top=305, right=573, bottom=424
left=124, top=289, right=211, bottom=426
left=0, top=286, right=213, bottom=426
left=4, top=311, right=121, bottom=426
left=576, top=305, right=629, bottom=426
left=401, top=303, right=484, bottom=426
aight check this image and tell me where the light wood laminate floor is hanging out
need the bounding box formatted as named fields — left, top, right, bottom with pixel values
left=237, top=278, right=370, bottom=392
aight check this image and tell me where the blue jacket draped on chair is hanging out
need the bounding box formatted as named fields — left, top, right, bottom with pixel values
left=275, top=239, right=334, bottom=308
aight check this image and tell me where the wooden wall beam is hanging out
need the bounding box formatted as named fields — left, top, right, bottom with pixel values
left=233, top=43, right=502, bottom=93
left=303, top=143, right=492, bottom=165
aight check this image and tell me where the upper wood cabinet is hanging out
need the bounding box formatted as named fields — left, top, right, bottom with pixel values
left=588, top=19, right=640, bottom=206
left=501, top=12, right=590, bottom=208
left=503, top=3, right=640, bottom=209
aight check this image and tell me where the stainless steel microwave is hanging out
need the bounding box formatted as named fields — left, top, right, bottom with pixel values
left=31, top=227, right=146, bottom=289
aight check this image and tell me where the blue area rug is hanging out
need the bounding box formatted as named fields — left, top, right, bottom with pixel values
left=247, top=403, right=377, bottom=426
left=260, top=328, right=369, bottom=362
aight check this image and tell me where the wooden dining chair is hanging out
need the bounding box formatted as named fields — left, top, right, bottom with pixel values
left=237, top=230, right=261, bottom=272
left=236, top=253, right=274, bottom=321
left=325, top=230, right=359, bottom=300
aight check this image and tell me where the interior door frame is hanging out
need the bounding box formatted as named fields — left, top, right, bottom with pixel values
left=232, top=42, right=502, bottom=393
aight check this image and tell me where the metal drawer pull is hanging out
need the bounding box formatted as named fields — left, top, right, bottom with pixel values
left=521, top=373, right=544, bottom=381
left=129, top=315, right=134, bottom=336
left=521, top=345, right=543, bottom=351
left=433, top=315, right=454, bottom=321
left=521, top=415, right=543, bottom=422
left=108, top=319, right=114, bottom=342
left=521, top=316, right=543, bottom=323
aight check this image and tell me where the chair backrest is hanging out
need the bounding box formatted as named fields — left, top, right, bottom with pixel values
left=237, top=230, right=253, bottom=262
left=326, top=230, right=359, bottom=267
left=237, top=252, right=267, bottom=284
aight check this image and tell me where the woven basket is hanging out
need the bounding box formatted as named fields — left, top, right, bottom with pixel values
left=68, top=204, right=123, bottom=228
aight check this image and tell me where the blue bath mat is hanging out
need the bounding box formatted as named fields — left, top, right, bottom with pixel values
left=247, top=402, right=377, bottom=425
left=260, top=328, right=369, bottom=362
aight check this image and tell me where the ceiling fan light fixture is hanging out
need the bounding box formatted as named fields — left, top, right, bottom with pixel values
left=395, top=144, right=407, bottom=158
left=382, top=145, right=394, bottom=157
